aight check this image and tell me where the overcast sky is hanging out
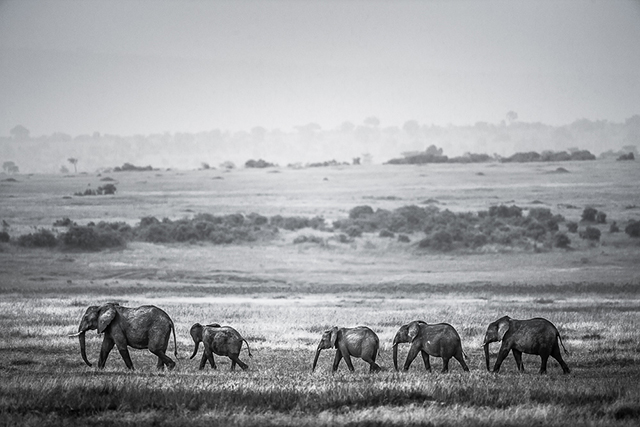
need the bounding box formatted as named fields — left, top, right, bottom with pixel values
left=1, top=0, right=639, bottom=137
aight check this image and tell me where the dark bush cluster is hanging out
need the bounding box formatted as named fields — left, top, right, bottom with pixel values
left=73, top=184, right=117, bottom=196
left=332, top=204, right=565, bottom=251
left=60, top=225, right=126, bottom=250
left=245, top=159, right=276, bottom=168
left=113, top=163, right=153, bottom=172
left=580, top=226, right=601, bottom=241
left=501, top=150, right=596, bottom=163
left=581, top=207, right=606, bottom=223
left=625, top=220, right=640, bottom=238
left=17, top=229, right=58, bottom=248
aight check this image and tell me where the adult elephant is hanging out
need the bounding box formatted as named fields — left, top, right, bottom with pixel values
left=69, top=303, right=178, bottom=370
left=312, top=326, right=381, bottom=373
left=393, top=320, right=469, bottom=372
left=189, top=323, right=252, bottom=370
left=483, top=316, right=570, bottom=374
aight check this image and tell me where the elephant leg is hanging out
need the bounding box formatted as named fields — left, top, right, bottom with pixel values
left=362, top=354, right=381, bottom=373
left=116, top=344, right=134, bottom=370
left=199, top=353, right=207, bottom=370
left=204, top=348, right=217, bottom=369
left=420, top=350, right=432, bottom=372
left=539, top=353, right=549, bottom=374
left=332, top=349, right=343, bottom=372
left=441, top=357, right=450, bottom=373
left=230, top=354, right=248, bottom=371
left=512, top=349, right=524, bottom=372
left=157, top=356, right=164, bottom=370
left=454, top=351, right=470, bottom=372
left=551, top=346, right=571, bottom=374
left=150, top=349, right=175, bottom=371
left=404, top=343, right=421, bottom=371
left=341, top=350, right=356, bottom=372
left=493, top=345, right=511, bottom=373
left=98, top=335, right=115, bottom=369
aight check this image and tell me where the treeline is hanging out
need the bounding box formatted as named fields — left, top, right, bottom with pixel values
left=4, top=204, right=640, bottom=252
left=1, top=116, right=639, bottom=173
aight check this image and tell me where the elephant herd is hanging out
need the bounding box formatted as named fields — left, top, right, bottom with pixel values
left=69, top=303, right=571, bottom=375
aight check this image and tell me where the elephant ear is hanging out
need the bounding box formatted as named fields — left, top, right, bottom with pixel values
left=497, top=317, right=510, bottom=341
left=97, top=306, right=117, bottom=334
left=330, top=327, right=339, bottom=348
left=408, top=322, right=421, bottom=341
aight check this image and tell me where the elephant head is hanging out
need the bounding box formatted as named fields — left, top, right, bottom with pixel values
left=483, top=316, right=511, bottom=371
left=312, top=327, right=339, bottom=371
left=392, top=321, right=423, bottom=370
left=189, top=323, right=204, bottom=359
left=68, top=303, right=119, bottom=367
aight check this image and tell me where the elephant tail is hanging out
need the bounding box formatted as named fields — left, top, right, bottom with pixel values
left=557, top=332, right=570, bottom=356
left=243, top=339, right=253, bottom=358
left=171, top=320, right=179, bottom=359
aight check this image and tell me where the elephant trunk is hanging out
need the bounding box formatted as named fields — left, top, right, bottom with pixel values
left=312, top=346, right=322, bottom=372
left=78, top=331, right=92, bottom=367
left=392, top=343, right=399, bottom=371
left=190, top=341, right=200, bottom=360
left=484, top=343, right=491, bottom=372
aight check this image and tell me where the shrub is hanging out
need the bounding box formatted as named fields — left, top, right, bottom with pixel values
left=555, top=233, right=571, bottom=248
left=609, top=222, right=620, bottom=233
left=581, top=207, right=598, bottom=222
left=567, top=221, right=578, bottom=233
left=488, top=205, right=522, bottom=218
left=60, top=226, right=125, bottom=251
left=293, top=235, right=324, bottom=245
left=349, top=205, right=374, bottom=219
left=0, top=231, right=9, bottom=243
left=397, top=234, right=410, bottom=243
left=596, top=211, right=607, bottom=224
left=419, top=231, right=453, bottom=251
left=245, top=159, right=276, bottom=168
left=345, top=225, right=363, bottom=238
left=17, top=229, right=57, bottom=248
left=53, top=218, right=75, bottom=227
left=580, top=226, right=601, bottom=241
left=379, top=229, right=395, bottom=238
left=625, top=220, right=640, bottom=238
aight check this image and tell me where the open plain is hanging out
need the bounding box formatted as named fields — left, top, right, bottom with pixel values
left=1, top=161, right=639, bottom=426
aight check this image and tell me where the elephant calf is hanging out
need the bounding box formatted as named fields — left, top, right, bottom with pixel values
left=483, top=316, right=570, bottom=374
left=393, top=320, right=469, bottom=373
left=312, top=326, right=381, bottom=373
left=190, top=323, right=252, bottom=370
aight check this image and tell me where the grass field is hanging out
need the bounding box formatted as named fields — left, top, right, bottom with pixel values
left=1, top=161, right=639, bottom=426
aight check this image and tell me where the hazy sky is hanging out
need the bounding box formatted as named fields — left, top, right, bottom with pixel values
left=1, top=0, right=639, bottom=136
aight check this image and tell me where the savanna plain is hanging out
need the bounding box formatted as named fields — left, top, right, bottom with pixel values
left=1, top=161, right=639, bottom=426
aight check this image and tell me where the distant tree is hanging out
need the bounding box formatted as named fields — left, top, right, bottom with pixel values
left=506, top=111, right=518, bottom=123
left=67, top=158, right=78, bottom=173
left=425, top=145, right=444, bottom=156
left=403, top=120, right=420, bottom=137
left=10, top=125, right=30, bottom=140
left=59, top=165, right=69, bottom=174
left=2, top=161, right=19, bottom=174
left=220, top=161, right=235, bottom=170
left=364, top=116, right=380, bottom=127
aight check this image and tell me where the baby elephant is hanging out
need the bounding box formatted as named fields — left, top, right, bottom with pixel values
left=312, top=326, right=381, bottom=373
left=190, top=323, right=252, bottom=370
left=393, top=320, right=469, bottom=372
left=483, top=316, right=570, bottom=374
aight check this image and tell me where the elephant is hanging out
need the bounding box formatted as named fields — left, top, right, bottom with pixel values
left=392, top=320, right=469, bottom=372
left=312, top=326, right=381, bottom=373
left=189, top=323, right=252, bottom=370
left=483, top=316, right=570, bottom=374
left=69, top=303, right=178, bottom=370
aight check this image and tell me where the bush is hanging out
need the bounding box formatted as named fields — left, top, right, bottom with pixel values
left=580, top=226, right=601, bottom=241
left=488, top=205, right=522, bottom=218
left=419, top=231, right=453, bottom=251
left=53, top=218, right=76, bottom=227
left=17, top=229, right=57, bottom=248
left=625, top=220, right=640, bottom=238
left=0, top=231, right=9, bottom=243
left=60, top=226, right=125, bottom=251
left=567, top=221, right=578, bottom=233
left=581, top=207, right=598, bottom=222
left=379, top=229, right=395, bottom=238
left=293, top=235, right=324, bottom=245
left=555, top=233, right=571, bottom=248
left=596, top=211, right=607, bottom=224
left=397, top=234, right=410, bottom=243
left=609, top=222, right=620, bottom=233
left=349, top=205, right=374, bottom=219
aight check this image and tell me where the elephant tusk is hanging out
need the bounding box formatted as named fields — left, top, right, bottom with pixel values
left=68, top=331, right=84, bottom=337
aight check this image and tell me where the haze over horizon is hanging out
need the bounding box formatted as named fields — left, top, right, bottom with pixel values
left=1, top=0, right=640, bottom=142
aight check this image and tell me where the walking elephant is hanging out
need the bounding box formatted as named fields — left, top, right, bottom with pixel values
left=392, top=320, right=469, bottom=372
left=483, top=316, right=570, bottom=374
left=69, top=303, right=178, bottom=370
left=190, top=323, right=252, bottom=370
left=312, top=326, right=381, bottom=373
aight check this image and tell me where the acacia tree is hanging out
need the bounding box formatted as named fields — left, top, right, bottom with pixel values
left=10, top=125, right=30, bottom=140
left=2, top=161, right=19, bottom=174
left=67, top=158, right=78, bottom=173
